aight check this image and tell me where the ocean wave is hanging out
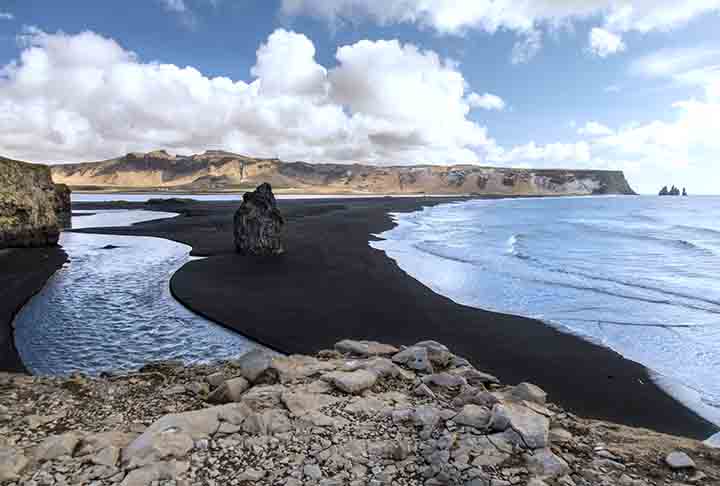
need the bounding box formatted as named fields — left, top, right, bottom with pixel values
left=412, top=242, right=479, bottom=266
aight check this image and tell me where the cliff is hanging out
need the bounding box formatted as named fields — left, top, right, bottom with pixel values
left=50, top=150, right=636, bottom=196
left=0, top=340, right=716, bottom=485
left=0, top=157, right=66, bottom=248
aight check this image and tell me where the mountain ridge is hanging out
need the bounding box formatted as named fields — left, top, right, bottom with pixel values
left=47, top=150, right=636, bottom=195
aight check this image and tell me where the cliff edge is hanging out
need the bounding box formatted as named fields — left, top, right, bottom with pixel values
left=49, top=151, right=636, bottom=196
left=0, top=157, right=67, bottom=248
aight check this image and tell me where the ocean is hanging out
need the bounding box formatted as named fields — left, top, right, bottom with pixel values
left=371, top=195, right=720, bottom=442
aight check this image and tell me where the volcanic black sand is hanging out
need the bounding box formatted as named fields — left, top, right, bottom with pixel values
left=0, top=246, right=67, bottom=373
left=71, top=196, right=718, bottom=440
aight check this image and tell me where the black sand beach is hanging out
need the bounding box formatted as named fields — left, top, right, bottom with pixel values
left=0, top=247, right=67, bottom=373
left=70, top=196, right=719, bottom=441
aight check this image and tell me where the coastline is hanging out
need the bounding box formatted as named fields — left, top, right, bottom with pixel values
left=0, top=246, right=67, bottom=373
left=71, top=196, right=719, bottom=440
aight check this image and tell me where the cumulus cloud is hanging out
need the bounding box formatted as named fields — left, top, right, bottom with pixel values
left=467, top=92, right=506, bottom=111
left=282, top=1, right=720, bottom=60
left=0, top=28, right=493, bottom=165
left=578, top=121, right=614, bottom=136
left=488, top=141, right=592, bottom=167
left=589, top=27, right=626, bottom=57
left=0, top=12, right=14, bottom=20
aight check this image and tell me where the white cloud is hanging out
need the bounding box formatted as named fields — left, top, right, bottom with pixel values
left=467, top=92, right=506, bottom=111
left=488, top=141, right=592, bottom=167
left=589, top=27, right=626, bottom=57
left=160, top=0, right=187, bottom=13
left=578, top=121, right=614, bottom=136
left=0, top=28, right=493, bottom=166
left=604, top=84, right=621, bottom=93
left=632, top=47, right=720, bottom=78
left=0, top=12, right=13, bottom=20
left=511, top=30, right=542, bottom=64
left=282, top=1, right=720, bottom=59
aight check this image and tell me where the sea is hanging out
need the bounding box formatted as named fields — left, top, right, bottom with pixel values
left=371, top=195, right=720, bottom=444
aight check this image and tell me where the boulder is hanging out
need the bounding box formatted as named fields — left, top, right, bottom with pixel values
left=324, top=370, right=378, bottom=394
left=524, top=448, right=570, bottom=478
left=335, top=340, right=399, bottom=357
left=665, top=450, right=695, bottom=470
left=0, top=158, right=62, bottom=248
left=33, top=433, right=80, bottom=462
left=207, top=377, right=251, bottom=404
left=233, top=349, right=276, bottom=383
left=392, top=346, right=434, bottom=374
left=233, top=183, right=285, bottom=256
left=453, top=404, right=491, bottom=429
left=509, top=383, right=547, bottom=405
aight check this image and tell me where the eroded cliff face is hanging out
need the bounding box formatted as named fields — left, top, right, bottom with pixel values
left=0, top=158, right=63, bottom=248
left=51, top=150, right=636, bottom=196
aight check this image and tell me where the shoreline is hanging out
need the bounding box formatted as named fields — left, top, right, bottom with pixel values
left=69, top=196, right=719, bottom=440
left=0, top=246, right=67, bottom=373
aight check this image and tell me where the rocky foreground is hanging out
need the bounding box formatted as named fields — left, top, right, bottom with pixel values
left=1, top=341, right=717, bottom=486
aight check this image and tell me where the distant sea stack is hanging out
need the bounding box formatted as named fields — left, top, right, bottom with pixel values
left=0, top=157, right=70, bottom=248
left=659, top=185, right=687, bottom=196
left=49, top=150, right=636, bottom=196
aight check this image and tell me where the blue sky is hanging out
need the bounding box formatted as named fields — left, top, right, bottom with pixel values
left=1, top=0, right=719, bottom=193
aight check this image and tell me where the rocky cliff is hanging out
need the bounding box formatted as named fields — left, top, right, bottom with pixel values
left=0, top=157, right=65, bottom=248
left=50, top=150, right=636, bottom=196
left=0, top=340, right=716, bottom=485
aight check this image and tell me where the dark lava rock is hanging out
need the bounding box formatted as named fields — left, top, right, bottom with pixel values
left=233, top=183, right=285, bottom=256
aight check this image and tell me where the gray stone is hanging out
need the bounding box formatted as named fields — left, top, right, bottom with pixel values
left=392, top=346, right=434, bottom=374
left=33, top=433, right=80, bottom=462
left=207, top=377, right=251, bottom=404
left=453, top=405, right=491, bottom=429
left=490, top=403, right=549, bottom=449
left=335, top=340, right=399, bottom=357
left=0, top=447, right=28, bottom=481
left=205, top=372, right=225, bottom=388
left=281, top=390, right=340, bottom=416
left=234, top=349, right=276, bottom=383
left=120, top=460, right=189, bottom=486
left=76, top=431, right=138, bottom=457
left=324, top=369, right=378, bottom=394
left=272, top=355, right=336, bottom=383
left=240, top=384, right=285, bottom=410
left=524, top=448, right=569, bottom=478
left=91, top=446, right=120, bottom=467
left=414, top=341, right=454, bottom=367
left=123, top=430, right=193, bottom=469
left=304, top=463, right=323, bottom=480
left=665, top=450, right=696, bottom=470
left=423, top=372, right=468, bottom=390
left=509, top=383, right=547, bottom=405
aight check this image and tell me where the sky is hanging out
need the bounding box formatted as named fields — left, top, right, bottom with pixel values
left=1, top=1, right=719, bottom=194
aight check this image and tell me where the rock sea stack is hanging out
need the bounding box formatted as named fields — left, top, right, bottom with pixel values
left=0, top=340, right=717, bottom=485
left=233, top=183, right=285, bottom=256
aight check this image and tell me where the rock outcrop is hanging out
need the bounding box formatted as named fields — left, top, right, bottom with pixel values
left=54, top=183, right=72, bottom=228
left=50, top=150, right=637, bottom=196
left=233, top=183, right=285, bottom=256
left=0, top=157, right=64, bottom=248
left=0, top=340, right=717, bottom=486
